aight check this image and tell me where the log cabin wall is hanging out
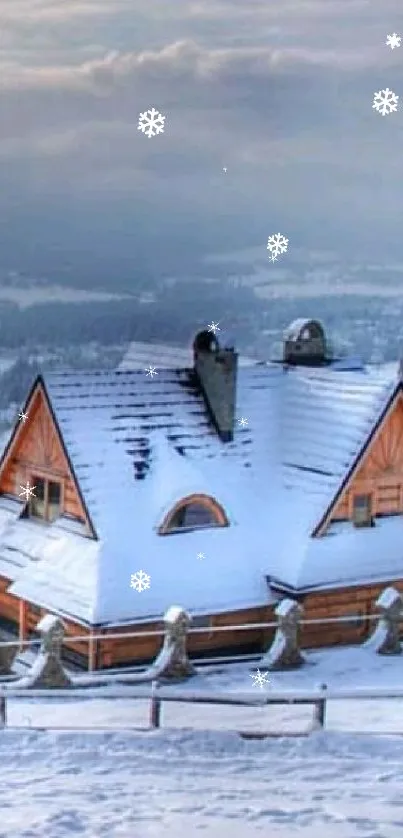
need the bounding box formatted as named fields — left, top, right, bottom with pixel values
left=0, top=384, right=87, bottom=523
left=300, top=579, right=403, bottom=648
left=0, top=576, right=20, bottom=626
left=96, top=604, right=277, bottom=669
left=329, top=394, right=403, bottom=524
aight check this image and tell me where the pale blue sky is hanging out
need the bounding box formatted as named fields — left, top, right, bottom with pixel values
left=0, top=0, right=402, bottom=288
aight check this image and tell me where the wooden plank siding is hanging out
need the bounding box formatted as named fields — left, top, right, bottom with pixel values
left=0, top=384, right=88, bottom=524
left=96, top=605, right=276, bottom=669
left=328, top=393, right=403, bottom=526
left=3, top=579, right=403, bottom=668
left=0, top=576, right=20, bottom=625
left=301, top=580, right=403, bottom=648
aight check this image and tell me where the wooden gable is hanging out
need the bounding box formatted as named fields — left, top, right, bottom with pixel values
left=0, top=378, right=93, bottom=531
left=319, top=387, right=403, bottom=532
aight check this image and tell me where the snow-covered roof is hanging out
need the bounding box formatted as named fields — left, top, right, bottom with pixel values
left=5, top=358, right=403, bottom=625
left=283, top=318, right=317, bottom=341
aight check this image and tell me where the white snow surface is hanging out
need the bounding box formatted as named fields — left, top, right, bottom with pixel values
left=2, top=645, right=403, bottom=836
left=2, top=727, right=403, bottom=838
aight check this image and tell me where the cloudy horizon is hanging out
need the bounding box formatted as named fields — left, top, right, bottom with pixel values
left=0, top=0, right=402, bottom=292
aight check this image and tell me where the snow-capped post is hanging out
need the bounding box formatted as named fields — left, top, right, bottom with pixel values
left=312, top=683, right=327, bottom=730
left=25, top=614, right=72, bottom=688
left=149, top=680, right=162, bottom=729
left=155, top=605, right=196, bottom=681
left=365, top=587, right=403, bottom=655
left=259, top=599, right=306, bottom=670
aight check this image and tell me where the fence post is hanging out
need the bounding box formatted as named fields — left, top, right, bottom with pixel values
left=259, top=599, right=306, bottom=670
left=312, top=683, right=327, bottom=730
left=149, top=681, right=162, bottom=729
left=0, top=690, right=7, bottom=728
left=366, top=587, right=402, bottom=655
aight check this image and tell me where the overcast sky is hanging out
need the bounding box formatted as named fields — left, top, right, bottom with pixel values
left=0, top=0, right=402, bottom=289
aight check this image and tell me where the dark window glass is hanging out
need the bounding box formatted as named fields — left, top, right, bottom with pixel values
left=353, top=494, right=372, bottom=525
left=168, top=502, right=218, bottom=530
left=29, top=476, right=46, bottom=519
left=182, top=503, right=216, bottom=527
left=48, top=481, right=61, bottom=521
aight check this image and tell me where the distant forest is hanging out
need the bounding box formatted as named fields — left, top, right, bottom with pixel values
left=0, top=279, right=401, bottom=368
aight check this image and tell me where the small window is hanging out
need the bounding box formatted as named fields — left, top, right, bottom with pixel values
left=352, top=494, right=373, bottom=527
left=159, top=493, right=228, bottom=535
left=29, top=476, right=61, bottom=522
left=170, top=503, right=217, bottom=530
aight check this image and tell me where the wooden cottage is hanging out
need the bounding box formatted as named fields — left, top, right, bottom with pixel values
left=0, top=320, right=402, bottom=669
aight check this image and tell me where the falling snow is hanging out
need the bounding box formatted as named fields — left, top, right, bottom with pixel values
left=137, top=108, right=166, bottom=138
left=372, top=87, right=399, bottom=115
left=250, top=669, right=270, bottom=689
left=238, top=417, right=248, bottom=427
left=130, top=570, right=151, bottom=593
left=197, top=552, right=205, bottom=560
left=386, top=33, right=401, bottom=49
left=18, top=411, right=28, bottom=423
left=18, top=482, right=36, bottom=502
left=145, top=366, right=158, bottom=377
left=207, top=322, right=220, bottom=335
left=266, top=233, right=289, bottom=259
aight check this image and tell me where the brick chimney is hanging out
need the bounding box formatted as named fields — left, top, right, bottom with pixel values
left=193, top=330, right=238, bottom=442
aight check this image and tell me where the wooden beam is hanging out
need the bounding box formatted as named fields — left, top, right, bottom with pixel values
left=18, top=599, right=27, bottom=651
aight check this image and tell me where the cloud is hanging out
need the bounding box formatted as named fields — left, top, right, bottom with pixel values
left=0, top=0, right=401, bottom=285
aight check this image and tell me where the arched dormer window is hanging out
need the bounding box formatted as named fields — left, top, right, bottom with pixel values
left=158, top=493, right=228, bottom=535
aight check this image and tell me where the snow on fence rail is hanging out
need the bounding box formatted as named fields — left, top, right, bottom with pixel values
left=0, top=682, right=403, bottom=735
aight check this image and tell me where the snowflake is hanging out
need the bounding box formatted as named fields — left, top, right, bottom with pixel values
left=238, top=417, right=248, bottom=427
left=267, top=233, right=289, bottom=259
left=19, top=481, right=36, bottom=502
left=386, top=33, right=401, bottom=49
left=372, top=87, right=399, bottom=116
left=18, top=410, right=28, bottom=423
left=250, top=669, right=270, bottom=689
left=197, top=552, right=205, bottom=560
left=137, top=108, right=166, bottom=138
left=223, top=167, right=227, bottom=173
left=207, top=321, right=220, bottom=334
left=145, top=366, right=158, bottom=377
left=130, top=570, right=151, bottom=592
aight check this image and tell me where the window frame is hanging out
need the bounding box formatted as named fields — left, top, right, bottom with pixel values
left=158, top=493, right=228, bottom=535
left=28, top=473, right=63, bottom=523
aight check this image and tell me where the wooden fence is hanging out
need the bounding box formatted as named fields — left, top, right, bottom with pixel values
left=1, top=682, right=403, bottom=737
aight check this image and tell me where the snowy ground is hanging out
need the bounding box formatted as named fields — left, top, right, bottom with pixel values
left=1, top=728, right=403, bottom=837
left=2, top=645, right=403, bottom=837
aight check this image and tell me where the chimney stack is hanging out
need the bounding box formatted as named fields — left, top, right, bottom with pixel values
left=193, top=330, right=238, bottom=442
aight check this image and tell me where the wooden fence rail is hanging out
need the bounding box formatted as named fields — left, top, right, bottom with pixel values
left=0, top=611, right=383, bottom=649
left=0, top=682, right=402, bottom=735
